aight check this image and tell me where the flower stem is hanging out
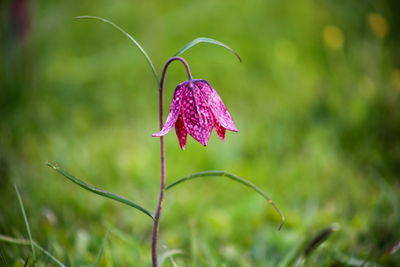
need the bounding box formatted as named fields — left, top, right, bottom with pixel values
left=152, top=56, right=192, bottom=267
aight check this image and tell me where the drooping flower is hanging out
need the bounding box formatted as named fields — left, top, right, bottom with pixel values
left=152, top=79, right=238, bottom=149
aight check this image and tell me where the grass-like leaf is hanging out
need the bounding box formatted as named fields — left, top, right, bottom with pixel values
left=277, top=241, right=303, bottom=267
left=303, top=226, right=338, bottom=257
left=0, top=235, right=66, bottom=266
left=46, top=161, right=154, bottom=221
left=93, top=231, right=109, bottom=267
left=278, top=225, right=338, bottom=267
left=166, top=171, right=284, bottom=230
left=159, top=249, right=184, bottom=267
left=14, top=185, right=36, bottom=265
left=174, top=37, right=242, bottom=62
left=73, top=16, right=160, bottom=87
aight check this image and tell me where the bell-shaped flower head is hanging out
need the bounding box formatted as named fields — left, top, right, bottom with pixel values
left=152, top=79, right=238, bottom=149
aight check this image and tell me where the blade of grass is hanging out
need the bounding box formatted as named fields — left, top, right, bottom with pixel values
left=0, top=234, right=30, bottom=245
left=103, top=222, right=138, bottom=247
left=14, top=185, right=36, bottom=265
left=46, top=161, right=154, bottom=221
left=303, top=226, right=338, bottom=257
left=73, top=16, right=160, bottom=87
left=93, top=231, right=109, bottom=267
left=278, top=225, right=338, bottom=266
left=169, top=255, right=179, bottom=267
left=159, top=249, right=184, bottom=267
left=0, top=234, right=66, bottom=267
left=174, top=37, right=242, bottom=62
left=166, top=171, right=284, bottom=230
left=277, top=240, right=304, bottom=267
left=34, top=243, right=65, bottom=267
left=0, top=246, right=8, bottom=266
left=200, top=242, right=217, bottom=267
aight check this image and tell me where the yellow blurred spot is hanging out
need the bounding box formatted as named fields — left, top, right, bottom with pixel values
left=368, top=13, right=388, bottom=39
left=392, top=69, right=400, bottom=91
left=323, top=25, right=344, bottom=50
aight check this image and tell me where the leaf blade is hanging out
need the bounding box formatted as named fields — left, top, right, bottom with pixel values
left=14, top=185, right=36, bottom=265
left=73, top=16, right=160, bottom=87
left=34, top=243, right=66, bottom=267
left=0, top=234, right=66, bottom=267
left=174, top=37, right=242, bottom=62
left=166, top=171, right=284, bottom=230
left=93, top=231, right=109, bottom=267
left=159, top=249, right=184, bottom=267
left=303, top=226, right=338, bottom=257
left=46, top=161, right=154, bottom=221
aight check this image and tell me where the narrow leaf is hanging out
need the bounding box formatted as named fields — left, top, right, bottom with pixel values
left=0, top=235, right=66, bottom=267
left=303, top=226, right=338, bottom=257
left=73, top=16, right=160, bottom=87
left=174, top=37, right=242, bottom=62
left=0, top=245, right=8, bottom=266
left=34, top=243, right=66, bottom=267
left=23, top=256, right=29, bottom=267
left=46, top=161, right=154, bottom=221
left=14, top=185, right=36, bottom=265
left=93, top=231, right=109, bottom=267
left=159, top=249, right=184, bottom=267
left=0, top=234, right=30, bottom=245
left=166, top=171, right=284, bottom=230
left=277, top=241, right=303, bottom=267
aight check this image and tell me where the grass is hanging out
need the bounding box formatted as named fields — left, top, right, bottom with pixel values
left=4, top=186, right=65, bottom=266
left=14, top=185, right=36, bottom=265
left=1, top=0, right=400, bottom=266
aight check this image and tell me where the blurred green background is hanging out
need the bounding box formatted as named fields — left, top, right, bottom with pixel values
left=1, top=0, right=400, bottom=266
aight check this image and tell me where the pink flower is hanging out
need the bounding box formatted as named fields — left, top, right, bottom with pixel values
left=152, top=79, right=238, bottom=149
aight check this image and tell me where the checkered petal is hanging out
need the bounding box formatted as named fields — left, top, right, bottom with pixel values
left=214, top=118, right=226, bottom=140
left=196, top=80, right=238, bottom=132
left=181, top=84, right=213, bottom=146
left=175, top=114, right=187, bottom=150
left=152, top=85, right=184, bottom=137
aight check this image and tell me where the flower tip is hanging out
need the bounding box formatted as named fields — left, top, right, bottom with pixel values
left=179, top=141, right=186, bottom=150
left=201, top=140, right=209, bottom=147
left=227, top=124, right=238, bottom=132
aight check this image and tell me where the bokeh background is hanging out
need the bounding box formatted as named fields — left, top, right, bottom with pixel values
left=1, top=0, right=400, bottom=266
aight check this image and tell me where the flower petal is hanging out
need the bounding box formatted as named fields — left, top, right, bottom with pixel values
left=214, top=118, right=226, bottom=141
left=152, top=84, right=184, bottom=137
left=196, top=80, right=238, bottom=132
left=175, top=114, right=187, bottom=150
left=181, top=84, right=213, bottom=146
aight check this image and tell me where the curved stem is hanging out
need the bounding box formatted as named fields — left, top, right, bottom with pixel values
left=152, top=56, right=192, bottom=267
left=160, top=57, right=192, bottom=87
